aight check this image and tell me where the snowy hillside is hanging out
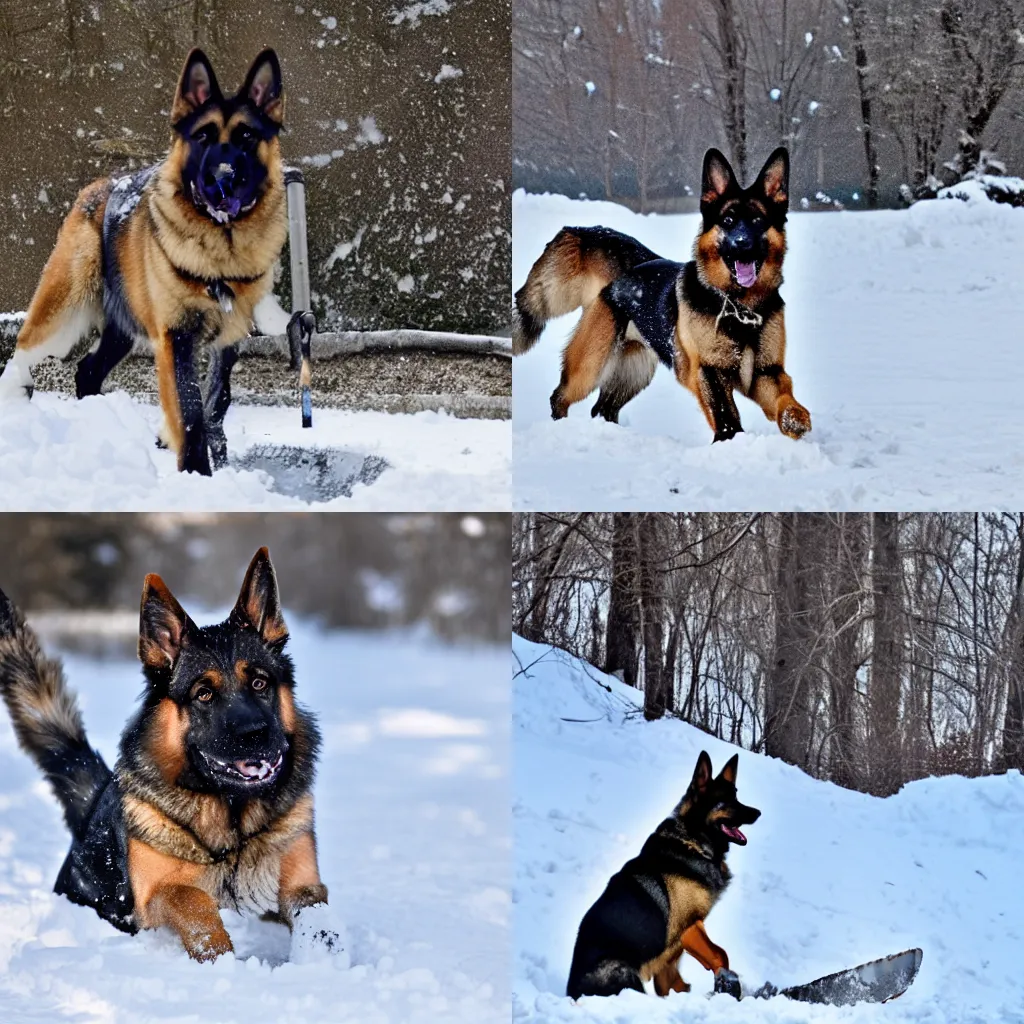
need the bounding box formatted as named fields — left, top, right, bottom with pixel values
left=512, top=635, right=1024, bottom=1023
left=512, top=190, right=1024, bottom=510
left=0, top=393, right=509, bottom=511
left=0, top=621, right=509, bottom=1023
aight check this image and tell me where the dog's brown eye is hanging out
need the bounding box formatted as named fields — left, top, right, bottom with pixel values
left=251, top=675, right=268, bottom=692
left=722, top=214, right=736, bottom=228
left=193, top=125, right=218, bottom=147
left=195, top=686, right=214, bottom=703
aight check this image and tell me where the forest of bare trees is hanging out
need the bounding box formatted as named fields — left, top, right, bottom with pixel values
left=513, top=0, right=1024, bottom=208
left=513, top=512, right=1024, bottom=795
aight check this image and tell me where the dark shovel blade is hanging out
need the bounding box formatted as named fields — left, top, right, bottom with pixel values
left=780, top=947, right=923, bottom=1006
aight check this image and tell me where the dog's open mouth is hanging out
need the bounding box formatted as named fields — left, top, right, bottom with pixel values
left=719, top=823, right=747, bottom=845
left=190, top=181, right=258, bottom=225
left=202, top=749, right=285, bottom=783
left=732, top=260, right=758, bottom=289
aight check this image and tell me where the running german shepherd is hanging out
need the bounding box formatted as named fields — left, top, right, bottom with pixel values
left=514, top=148, right=811, bottom=442
left=0, top=548, right=328, bottom=961
left=0, top=48, right=289, bottom=475
left=566, top=751, right=760, bottom=1000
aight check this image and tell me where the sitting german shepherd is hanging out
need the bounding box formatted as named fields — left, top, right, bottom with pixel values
left=566, top=751, right=760, bottom=1000
left=0, top=49, right=290, bottom=475
left=0, top=548, right=331, bottom=962
left=513, top=148, right=811, bottom=442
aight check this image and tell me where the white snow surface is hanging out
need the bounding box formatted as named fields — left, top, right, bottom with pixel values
left=512, top=635, right=1024, bottom=1023
left=512, top=190, right=1024, bottom=510
left=0, top=392, right=508, bottom=510
left=0, top=621, right=509, bottom=1023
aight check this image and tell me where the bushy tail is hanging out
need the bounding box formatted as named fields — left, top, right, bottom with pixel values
left=0, top=588, right=111, bottom=837
left=512, top=227, right=659, bottom=355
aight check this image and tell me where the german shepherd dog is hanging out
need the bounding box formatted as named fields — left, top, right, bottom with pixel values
left=566, top=751, right=760, bottom=1001
left=514, top=148, right=811, bottom=443
left=0, top=48, right=289, bottom=475
left=0, top=548, right=329, bottom=962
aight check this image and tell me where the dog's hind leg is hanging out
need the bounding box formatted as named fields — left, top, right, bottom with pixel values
left=75, top=321, right=134, bottom=398
left=653, top=958, right=691, bottom=997
left=572, top=959, right=646, bottom=998
left=0, top=203, right=102, bottom=400
left=551, top=298, right=617, bottom=419
left=590, top=340, right=658, bottom=423
left=203, top=344, right=238, bottom=471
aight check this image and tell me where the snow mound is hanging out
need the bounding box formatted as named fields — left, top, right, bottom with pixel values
left=0, top=623, right=509, bottom=1023
left=0, top=391, right=508, bottom=511
left=512, top=190, right=1024, bottom=510
left=513, top=635, right=1024, bottom=1023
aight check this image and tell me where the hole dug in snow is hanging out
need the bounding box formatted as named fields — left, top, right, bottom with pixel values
left=231, top=445, right=389, bottom=502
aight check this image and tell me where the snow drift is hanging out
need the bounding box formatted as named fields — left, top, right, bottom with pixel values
left=513, top=635, right=1024, bottom=1023
left=512, top=190, right=1024, bottom=510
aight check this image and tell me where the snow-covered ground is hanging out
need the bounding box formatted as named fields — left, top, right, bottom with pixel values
left=513, top=635, right=1024, bottom=1023
left=0, top=620, right=509, bottom=1023
left=512, top=190, right=1024, bottom=510
left=0, top=391, right=508, bottom=511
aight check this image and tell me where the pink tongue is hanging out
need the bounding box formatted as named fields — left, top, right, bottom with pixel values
left=735, top=261, right=757, bottom=288
left=723, top=825, right=746, bottom=842
left=236, top=760, right=266, bottom=778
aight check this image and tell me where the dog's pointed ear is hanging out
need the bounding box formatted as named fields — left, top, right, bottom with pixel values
left=690, top=750, right=714, bottom=794
left=242, top=49, right=284, bottom=126
left=754, top=147, right=789, bottom=210
left=172, top=48, right=222, bottom=124
left=139, top=575, right=193, bottom=670
left=231, top=547, right=288, bottom=645
left=719, top=753, right=739, bottom=785
left=701, top=149, right=739, bottom=205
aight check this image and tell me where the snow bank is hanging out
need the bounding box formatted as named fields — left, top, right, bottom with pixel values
left=512, top=190, right=1024, bottom=510
left=512, top=635, right=1024, bottom=1023
left=0, top=622, right=509, bottom=1023
left=0, top=392, right=508, bottom=511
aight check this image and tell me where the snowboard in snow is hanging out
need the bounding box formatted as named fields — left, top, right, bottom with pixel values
left=743, top=947, right=923, bottom=1006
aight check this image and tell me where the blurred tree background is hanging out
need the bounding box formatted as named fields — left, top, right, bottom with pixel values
left=0, top=513, right=509, bottom=643
left=0, top=0, right=510, bottom=332
left=514, top=0, right=1024, bottom=209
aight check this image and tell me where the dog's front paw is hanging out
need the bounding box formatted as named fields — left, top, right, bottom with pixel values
left=290, top=902, right=350, bottom=968
left=0, top=358, right=33, bottom=401
left=714, top=967, right=742, bottom=1000
left=779, top=402, right=811, bottom=439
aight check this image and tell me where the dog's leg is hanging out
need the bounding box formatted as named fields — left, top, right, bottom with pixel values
left=146, top=883, right=234, bottom=962
left=278, top=830, right=328, bottom=919
left=653, top=950, right=691, bottom=997
left=154, top=312, right=211, bottom=475
left=751, top=364, right=811, bottom=439
left=695, top=366, right=743, bottom=442
left=681, top=919, right=729, bottom=973
left=550, top=298, right=617, bottom=419
left=75, top=321, right=134, bottom=398
left=590, top=341, right=658, bottom=423
left=129, top=838, right=232, bottom=962
left=203, top=344, right=238, bottom=471
left=0, top=306, right=98, bottom=400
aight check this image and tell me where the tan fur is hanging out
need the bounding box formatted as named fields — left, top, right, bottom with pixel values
left=278, top=686, right=297, bottom=733
left=551, top=299, right=618, bottom=417
left=512, top=230, right=624, bottom=355
left=0, top=609, right=85, bottom=754
left=128, top=839, right=234, bottom=961
left=124, top=787, right=320, bottom=948
left=149, top=698, right=189, bottom=785
left=278, top=830, right=328, bottom=917
left=640, top=879, right=723, bottom=989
